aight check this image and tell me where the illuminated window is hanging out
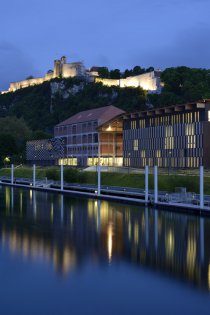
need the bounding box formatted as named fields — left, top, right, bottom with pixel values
left=133, top=139, right=138, bottom=151
left=165, top=126, right=174, bottom=149
left=208, top=111, right=210, bottom=122
left=186, top=124, right=196, bottom=148
left=140, top=119, right=145, bottom=128
left=131, top=120, right=136, bottom=129
left=156, top=150, right=161, bottom=158
left=141, top=150, right=146, bottom=158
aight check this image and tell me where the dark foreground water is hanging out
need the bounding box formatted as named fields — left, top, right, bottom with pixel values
left=0, top=186, right=210, bottom=315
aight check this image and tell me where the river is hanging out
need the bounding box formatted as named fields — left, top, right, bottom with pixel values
left=0, top=186, right=210, bottom=314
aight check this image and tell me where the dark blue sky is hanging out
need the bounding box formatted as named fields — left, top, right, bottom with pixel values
left=0, top=0, right=210, bottom=90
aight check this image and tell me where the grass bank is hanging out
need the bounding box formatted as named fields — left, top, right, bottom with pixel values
left=0, top=167, right=209, bottom=194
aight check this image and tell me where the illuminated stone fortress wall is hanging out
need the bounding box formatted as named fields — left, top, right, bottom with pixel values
left=96, top=70, right=162, bottom=93
left=3, top=56, right=86, bottom=93
left=1, top=57, right=162, bottom=94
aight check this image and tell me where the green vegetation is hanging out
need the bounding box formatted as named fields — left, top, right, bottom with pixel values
left=149, top=66, right=210, bottom=107
left=1, top=167, right=210, bottom=194
left=97, top=65, right=155, bottom=78
left=0, top=78, right=147, bottom=133
left=1, top=66, right=210, bottom=166
left=0, top=116, right=31, bottom=165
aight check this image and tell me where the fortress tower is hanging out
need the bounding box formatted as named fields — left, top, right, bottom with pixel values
left=53, top=59, right=62, bottom=78
left=2, top=56, right=87, bottom=94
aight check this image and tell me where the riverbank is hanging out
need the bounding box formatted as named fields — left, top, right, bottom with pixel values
left=1, top=179, right=210, bottom=217
left=1, top=166, right=210, bottom=194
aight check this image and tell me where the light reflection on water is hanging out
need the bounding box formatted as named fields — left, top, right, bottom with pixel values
left=0, top=186, right=210, bottom=314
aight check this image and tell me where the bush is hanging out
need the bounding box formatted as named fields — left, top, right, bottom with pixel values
left=64, top=167, right=79, bottom=183
left=77, top=171, right=88, bottom=183
left=46, top=167, right=59, bottom=181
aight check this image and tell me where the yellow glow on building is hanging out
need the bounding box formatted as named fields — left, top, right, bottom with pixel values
left=95, top=77, right=119, bottom=87
left=96, top=71, right=159, bottom=91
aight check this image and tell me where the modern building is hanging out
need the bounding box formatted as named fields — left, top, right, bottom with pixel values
left=123, top=100, right=210, bottom=168
left=26, top=138, right=66, bottom=166
left=54, top=105, right=125, bottom=167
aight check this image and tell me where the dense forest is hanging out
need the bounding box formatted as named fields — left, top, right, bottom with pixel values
left=1, top=66, right=210, bottom=164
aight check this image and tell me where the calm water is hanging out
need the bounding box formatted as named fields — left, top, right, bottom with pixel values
left=0, top=186, right=210, bottom=315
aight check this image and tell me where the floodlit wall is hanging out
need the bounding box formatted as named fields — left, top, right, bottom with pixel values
left=9, top=73, right=54, bottom=92
left=96, top=71, right=161, bottom=92
left=120, top=71, right=158, bottom=91
left=5, top=57, right=86, bottom=93
left=95, top=78, right=119, bottom=87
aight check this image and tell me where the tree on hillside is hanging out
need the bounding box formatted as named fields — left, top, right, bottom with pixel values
left=110, top=69, right=121, bottom=79
left=31, top=130, right=52, bottom=140
left=0, top=133, right=18, bottom=165
left=97, top=67, right=110, bottom=78
left=0, top=116, right=31, bottom=154
left=148, top=67, right=210, bottom=107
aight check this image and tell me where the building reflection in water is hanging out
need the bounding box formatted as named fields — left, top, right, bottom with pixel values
left=0, top=186, right=210, bottom=290
left=107, top=223, right=113, bottom=263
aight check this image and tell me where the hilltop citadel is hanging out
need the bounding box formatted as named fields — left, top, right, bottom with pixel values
left=1, top=56, right=162, bottom=94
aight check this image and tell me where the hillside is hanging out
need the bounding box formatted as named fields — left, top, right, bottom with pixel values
left=1, top=66, right=210, bottom=134
left=0, top=77, right=147, bottom=133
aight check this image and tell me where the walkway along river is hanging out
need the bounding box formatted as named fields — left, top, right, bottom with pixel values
left=1, top=164, right=210, bottom=216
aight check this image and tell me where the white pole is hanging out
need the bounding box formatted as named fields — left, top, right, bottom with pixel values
left=154, top=165, right=158, bottom=204
left=33, top=164, right=36, bottom=187
left=11, top=164, right=14, bottom=185
left=145, top=165, right=149, bottom=203
left=60, top=163, right=64, bottom=191
left=200, top=165, right=204, bottom=209
left=98, top=164, right=101, bottom=196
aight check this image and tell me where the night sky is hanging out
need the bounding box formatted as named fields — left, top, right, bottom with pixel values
left=0, top=0, right=210, bottom=90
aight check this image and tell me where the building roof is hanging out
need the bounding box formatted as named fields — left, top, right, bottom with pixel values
left=55, top=105, right=125, bottom=127
left=123, top=99, right=210, bottom=119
